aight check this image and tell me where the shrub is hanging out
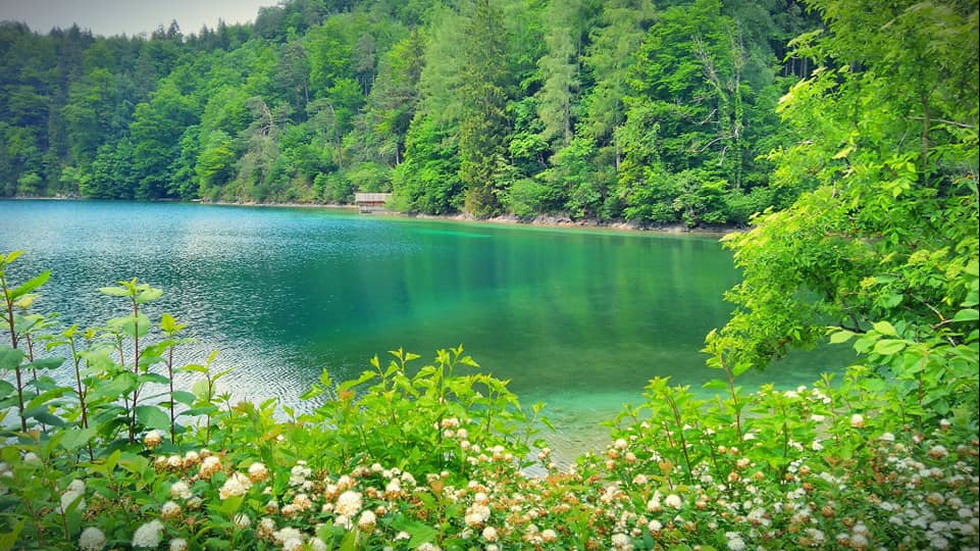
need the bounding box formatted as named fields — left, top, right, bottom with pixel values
left=1, top=250, right=977, bottom=549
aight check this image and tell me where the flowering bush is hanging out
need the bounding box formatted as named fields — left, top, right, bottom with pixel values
left=1, top=248, right=978, bottom=550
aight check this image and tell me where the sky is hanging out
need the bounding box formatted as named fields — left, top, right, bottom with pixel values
left=0, top=0, right=278, bottom=37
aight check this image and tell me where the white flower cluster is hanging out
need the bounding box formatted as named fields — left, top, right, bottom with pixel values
left=219, top=471, right=253, bottom=500
left=60, top=479, right=86, bottom=514
left=132, top=519, right=164, bottom=548
left=78, top=526, right=106, bottom=551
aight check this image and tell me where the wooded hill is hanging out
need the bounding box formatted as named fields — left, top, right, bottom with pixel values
left=1, top=0, right=820, bottom=226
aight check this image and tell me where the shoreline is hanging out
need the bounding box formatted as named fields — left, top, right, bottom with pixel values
left=4, top=196, right=742, bottom=237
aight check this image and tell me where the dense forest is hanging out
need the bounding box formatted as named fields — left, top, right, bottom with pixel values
left=0, top=0, right=820, bottom=226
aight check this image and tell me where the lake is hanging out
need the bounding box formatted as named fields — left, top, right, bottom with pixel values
left=0, top=200, right=844, bottom=456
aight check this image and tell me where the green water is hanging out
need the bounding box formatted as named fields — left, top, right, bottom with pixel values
left=0, top=200, right=846, bottom=455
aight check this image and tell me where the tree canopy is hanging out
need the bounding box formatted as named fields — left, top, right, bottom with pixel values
left=1, top=0, right=824, bottom=227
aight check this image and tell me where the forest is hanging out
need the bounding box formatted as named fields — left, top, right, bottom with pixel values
left=1, top=0, right=819, bottom=226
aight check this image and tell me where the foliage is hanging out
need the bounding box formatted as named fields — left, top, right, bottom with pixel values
left=0, top=0, right=811, bottom=224
left=0, top=251, right=977, bottom=550
left=710, top=0, right=979, bottom=370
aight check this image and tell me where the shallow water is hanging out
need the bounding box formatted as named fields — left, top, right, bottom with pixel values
left=0, top=200, right=847, bottom=457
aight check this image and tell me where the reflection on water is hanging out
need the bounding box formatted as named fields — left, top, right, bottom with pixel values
left=0, top=200, right=848, bottom=458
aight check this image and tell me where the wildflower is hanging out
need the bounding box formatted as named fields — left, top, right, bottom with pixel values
left=416, top=544, right=441, bottom=551
left=248, top=462, right=269, bottom=482
left=170, top=480, right=192, bottom=500
left=79, top=527, right=106, bottom=551
left=283, top=537, right=304, bottom=551
left=664, top=494, right=682, bottom=509
left=167, top=455, right=183, bottom=469
left=611, top=532, right=632, bottom=550
left=310, top=538, right=328, bottom=551
left=850, top=414, right=865, bottom=428
left=336, top=490, right=363, bottom=517
left=60, top=479, right=86, bottom=513
left=483, top=526, right=499, bottom=542
left=358, top=510, right=377, bottom=533
left=132, top=520, right=164, bottom=549
left=646, top=497, right=662, bottom=513
left=466, top=503, right=492, bottom=526
left=169, top=539, right=188, bottom=551
left=395, top=531, right=411, bottom=541
left=160, top=500, right=181, bottom=520
left=23, top=452, right=41, bottom=464
left=183, top=450, right=200, bottom=465
left=850, top=534, right=868, bottom=549
left=199, top=455, right=222, bottom=479
left=928, top=445, right=949, bottom=460
left=725, top=532, right=746, bottom=551
left=219, top=472, right=252, bottom=500
left=289, top=462, right=312, bottom=487
left=257, top=517, right=276, bottom=539
left=293, top=493, right=313, bottom=511
left=144, top=430, right=163, bottom=449
left=234, top=513, right=251, bottom=529
left=614, top=438, right=628, bottom=450
left=274, top=527, right=304, bottom=545
left=386, top=478, right=402, bottom=494
left=541, top=528, right=557, bottom=542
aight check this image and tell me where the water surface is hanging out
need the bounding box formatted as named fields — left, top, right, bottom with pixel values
left=0, top=200, right=844, bottom=455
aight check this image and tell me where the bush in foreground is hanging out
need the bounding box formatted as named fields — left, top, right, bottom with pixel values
left=1, top=250, right=978, bottom=550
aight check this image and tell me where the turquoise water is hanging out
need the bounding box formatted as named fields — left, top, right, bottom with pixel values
left=0, top=200, right=846, bottom=454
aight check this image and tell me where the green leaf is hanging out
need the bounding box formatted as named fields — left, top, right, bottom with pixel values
left=339, top=529, right=358, bottom=551
left=0, top=519, right=25, bottom=551
left=27, top=410, right=65, bottom=427
left=829, top=329, right=855, bottom=344
left=702, top=379, right=729, bottom=391
left=135, top=405, right=171, bottom=431
left=871, top=321, right=899, bottom=337
left=138, top=373, right=170, bottom=386
left=731, top=362, right=753, bottom=377
left=3, top=250, right=23, bottom=264
left=204, top=538, right=231, bottom=550
left=98, top=286, right=131, bottom=297
left=136, top=287, right=163, bottom=304
left=161, top=313, right=186, bottom=333
left=299, top=384, right=323, bottom=401
left=179, top=363, right=209, bottom=374
left=873, top=339, right=906, bottom=356
left=89, top=373, right=137, bottom=402
left=27, top=357, right=65, bottom=370
left=10, top=271, right=50, bottom=300
left=212, top=495, right=243, bottom=517
left=952, top=308, right=979, bottom=323
left=0, top=347, right=24, bottom=371
left=179, top=406, right=218, bottom=417
left=61, top=427, right=98, bottom=452
left=171, top=391, right=196, bottom=406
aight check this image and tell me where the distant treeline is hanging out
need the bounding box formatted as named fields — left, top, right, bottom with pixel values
left=0, top=0, right=820, bottom=226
